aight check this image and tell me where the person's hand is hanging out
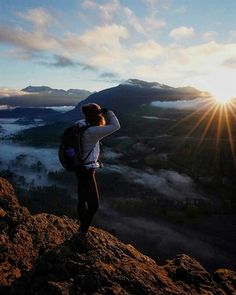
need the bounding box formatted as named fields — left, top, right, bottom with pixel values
left=101, top=108, right=109, bottom=114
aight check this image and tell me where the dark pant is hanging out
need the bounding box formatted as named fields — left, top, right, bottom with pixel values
left=75, top=167, right=99, bottom=233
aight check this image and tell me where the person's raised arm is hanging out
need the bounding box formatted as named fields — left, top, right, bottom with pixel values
left=88, top=110, right=120, bottom=141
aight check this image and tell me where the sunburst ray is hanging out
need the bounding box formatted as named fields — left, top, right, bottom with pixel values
left=223, top=105, right=236, bottom=165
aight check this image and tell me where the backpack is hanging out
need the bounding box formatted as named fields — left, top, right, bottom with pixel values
left=58, top=124, right=93, bottom=171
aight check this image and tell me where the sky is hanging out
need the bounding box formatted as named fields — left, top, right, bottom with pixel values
left=0, top=0, right=236, bottom=98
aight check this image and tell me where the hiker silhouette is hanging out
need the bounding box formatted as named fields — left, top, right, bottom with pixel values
left=75, top=103, right=120, bottom=238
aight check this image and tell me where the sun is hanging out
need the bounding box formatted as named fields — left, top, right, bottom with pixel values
left=214, top=95, right=232, bottom=105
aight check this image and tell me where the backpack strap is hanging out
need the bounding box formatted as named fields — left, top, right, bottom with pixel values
left=82, top=148, right=94, bottom=164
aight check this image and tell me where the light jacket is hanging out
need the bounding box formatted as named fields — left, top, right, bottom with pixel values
left=76, top=110, right=120, bottom=169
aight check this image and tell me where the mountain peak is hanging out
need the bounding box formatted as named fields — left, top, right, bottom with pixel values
left=120, top=79, right=173, bottom=89
left=1, top=177, right=235, bottom=294
left=21, top=86, right=53, bottom=93
left=21, top=86, right=92, bottom=97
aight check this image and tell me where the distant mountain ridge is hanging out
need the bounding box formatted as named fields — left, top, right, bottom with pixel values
left=63, top=78, right=208, bottom=120
left=21, top=85, right=92, bottom=97
left=120, top=79, right=174, bottom=89
left=0, top=86, right=92, bottom=108
left=120, top=79, right=199, bottom=92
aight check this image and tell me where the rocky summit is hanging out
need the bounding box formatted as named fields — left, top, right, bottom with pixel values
left=0, top=177, right=235, bottom=295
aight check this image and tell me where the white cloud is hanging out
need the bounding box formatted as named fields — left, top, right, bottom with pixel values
left=98, top=0, right=120, bottom=22
left=65, top=24, right=130, bottom=72
left=82, top=0, right=97, bottom=9
left=0, top=87, right=26, bottom=97
left=131, top=40, right=164, bottom=59
left=124, top=7, right=145, bottom=34
left=79, top=24, right=129, bottom=48
left=202, top=31, right=218, bottom=42
left=145, top=18, right=166, bottom=30
left=229, top=30, right=236, bottom=40
left=144, top=0, right=170, bottom=11
left=173, top=6, right=187, bottom=13
left=150, top=98, right=210, bottom=110
left=222, top=57, right=236, bottom=69
left=81, top=1, right=166, bottom=35
left=169, top=26, right=195, bottom=41
left=17, top=7, right=53, bottom=29
left=107, top=165, right=204, bottom=201
left=0, top=26, right=61, bottom=51
left=82, top=0, right=120, bottom=22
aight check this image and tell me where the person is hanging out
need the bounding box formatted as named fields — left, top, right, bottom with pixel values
left=75, top=103, right=120, bottom=239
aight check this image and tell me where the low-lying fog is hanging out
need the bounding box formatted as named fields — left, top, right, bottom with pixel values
left=151, top=97, right=212, bottom=110
left=0, top=118, right=44, bottom=136
left=104, top=164, right=206, bottom=202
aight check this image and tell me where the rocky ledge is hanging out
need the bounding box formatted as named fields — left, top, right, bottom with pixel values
left=0, top=177, right=235, bottom=294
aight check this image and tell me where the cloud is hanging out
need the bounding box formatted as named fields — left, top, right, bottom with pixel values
left=82, top=0, right=97, bottom=9
left=229, top=30, right=236, bottom=40
left=106, top=165, right=205, bottom=201
left=97, top=71, right=122, bottom=84
left=222, top=57, right=236, bottom=69
left=144, top=0, right=170, bottom=11
left=79, top=24, right=129, bottom=48
left=145, top=18, right=166, bottom=30
left=202, top=31, right=218, bottom=42
left=150, top=98, right=210, bottom=110
left=123, top=6, right=166, bottom=34
left=82, top=1, right=165, bottom=35
left=0, top=26, right=60, bottom=51
left=99, top=72, right=120, bottom=79
left=17, top=7, right=54, bottom=29
left=82, top=0, right=120, bottom=22
left=40, top=55, right=77, bottom=68
left=40, top=54, right=97, bottom=70
left=173, top=5, right=187, bottom=13
left=0, top=87, right=26, bottom=98
left=95, top=0, right=120, bottom=22
left=0, top=23, right=129, bottom=74
left=169, top=26, right=195, bottom=41
left=132, top=40, right=164, bottom=59
left=123, top=7, right=145, bottom=34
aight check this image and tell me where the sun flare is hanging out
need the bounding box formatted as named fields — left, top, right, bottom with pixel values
left=214, top=95, right=232, bottom=105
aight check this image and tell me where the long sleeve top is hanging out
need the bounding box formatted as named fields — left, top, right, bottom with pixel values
left=75, top=110, right=120, bottom=169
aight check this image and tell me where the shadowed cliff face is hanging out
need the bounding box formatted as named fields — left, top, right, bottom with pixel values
left=0, top=177, right=235, bottom=295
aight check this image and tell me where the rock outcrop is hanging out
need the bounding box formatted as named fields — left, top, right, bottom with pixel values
left=0, top=177, right=235, bottom=294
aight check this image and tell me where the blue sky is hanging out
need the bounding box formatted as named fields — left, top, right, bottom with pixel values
left=0, top=0, right=236, bottom=98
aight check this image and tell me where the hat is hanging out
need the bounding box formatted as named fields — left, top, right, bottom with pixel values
left=82, top=103, right=101, bottom=120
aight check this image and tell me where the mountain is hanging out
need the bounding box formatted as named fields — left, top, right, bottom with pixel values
left=1, top=177, right=235, bottom=294
left=0, top=87, right=92, bottom=108
left=21, top=86, right=92, bottom=98
left=21, top=86, right=57, bottom=93
left=120, top=79, right=175, bottom=89
left=67, top=89, right=94, bottom=97
left=0, top=107, right=58, bottom=119
left=63, top=79, right=207, bottom=121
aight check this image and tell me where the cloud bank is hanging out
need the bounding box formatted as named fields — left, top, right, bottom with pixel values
left=150, top=98, right=210, bottom=110
left=105, top=165, right=206, bottom=202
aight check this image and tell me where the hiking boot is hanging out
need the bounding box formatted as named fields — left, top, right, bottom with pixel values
left=77, top=231, right=94, bottom=252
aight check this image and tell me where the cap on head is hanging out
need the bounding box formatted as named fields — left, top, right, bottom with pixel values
left=81, top=103, right=102, bottom=121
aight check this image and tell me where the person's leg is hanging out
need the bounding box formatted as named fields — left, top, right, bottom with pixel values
left=75, top=167, right=87, bottom=223
left=79, top=168, right=99, bottom=233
